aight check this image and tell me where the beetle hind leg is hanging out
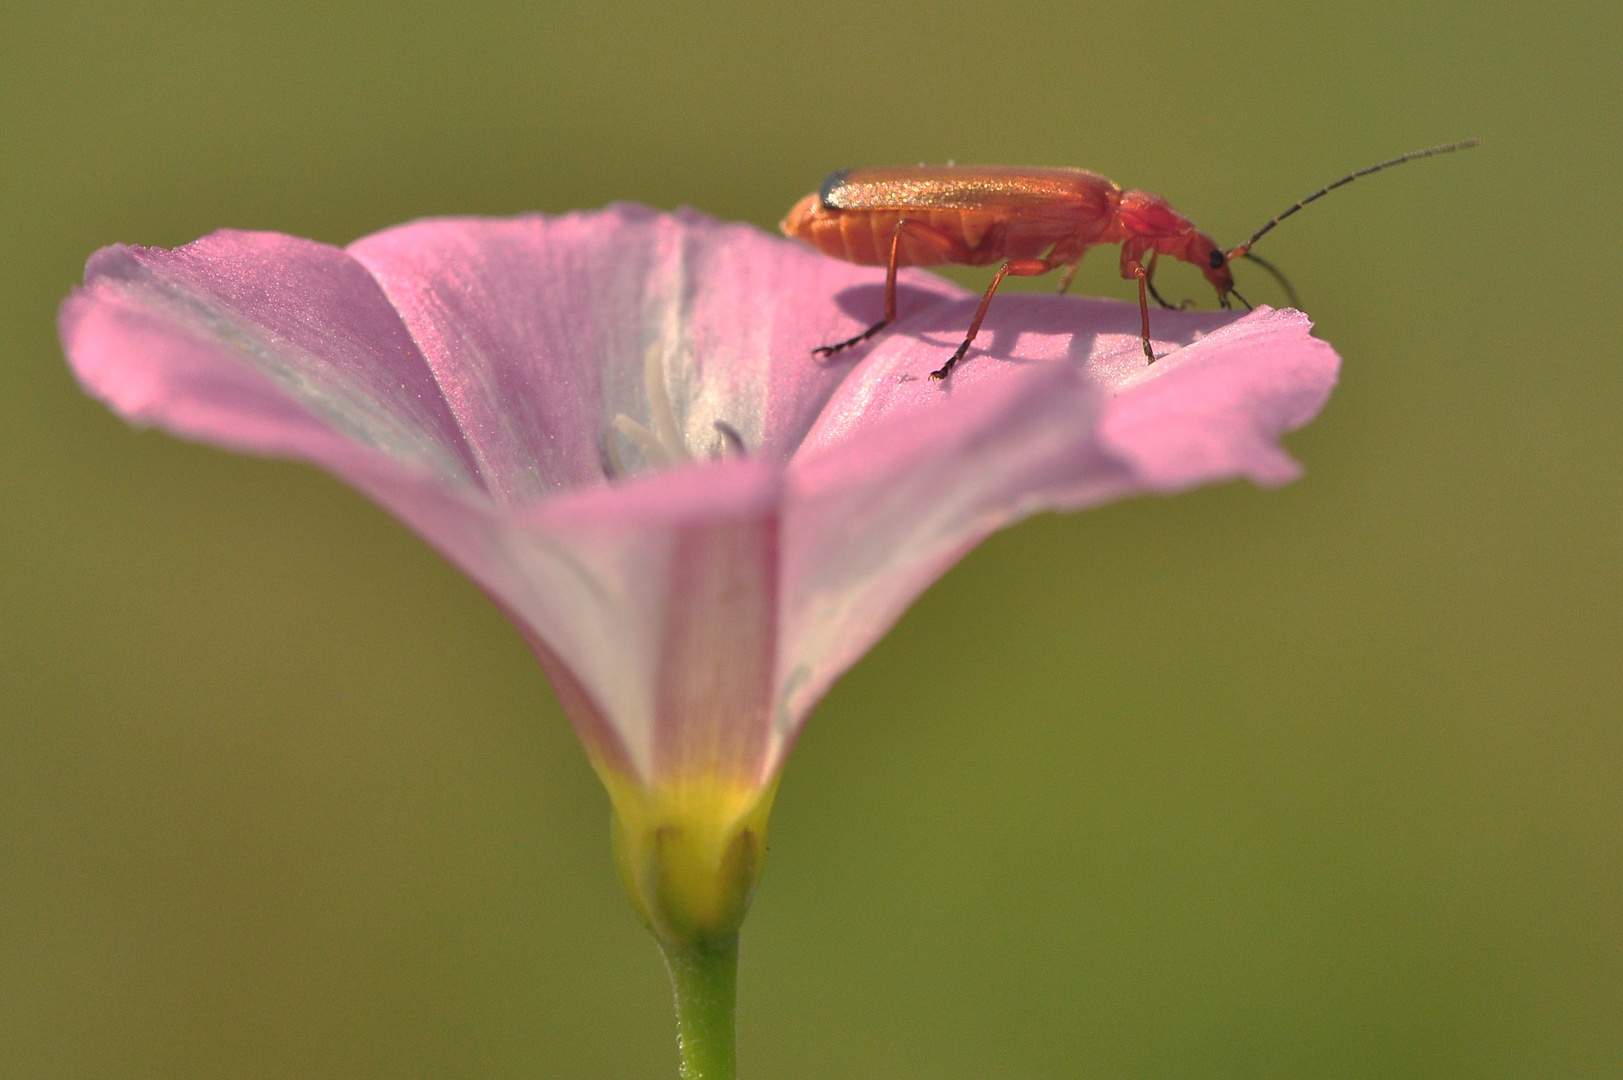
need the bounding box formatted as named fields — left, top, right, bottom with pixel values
left=813, top=217, right=967, bottom=359
left=813, top=320, right=890, bottom=358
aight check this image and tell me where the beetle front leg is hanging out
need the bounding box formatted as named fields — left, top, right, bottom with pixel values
left=1120, top=242, right=1159, bottom=364
left=814, top=219, right=964, bottom=358
left=1131, top=267, right=1158, bottom=363
left=1118, top=253, right=1158, bottom=364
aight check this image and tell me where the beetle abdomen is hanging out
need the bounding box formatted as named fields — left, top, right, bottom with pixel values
left=780, top=203, right=991, bottom=267
left=781, top=198, right=1092, bottom=268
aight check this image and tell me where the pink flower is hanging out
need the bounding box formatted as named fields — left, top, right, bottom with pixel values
left=59, top=205, right=1338, bottom=943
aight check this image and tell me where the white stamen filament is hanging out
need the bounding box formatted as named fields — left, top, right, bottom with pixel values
left=608, top=344, right=695, bottom=475
left=603, top=430, right=627, bottom=477
left=607, top=345, right=749, bottom=477
left=613, top=414, right=672, bottom=467
left=645, top=343, right=686, bottom=461
left=713, top=420, right=745, bottom=459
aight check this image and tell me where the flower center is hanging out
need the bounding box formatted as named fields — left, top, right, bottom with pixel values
left=605, top=345, right=746, bottom=477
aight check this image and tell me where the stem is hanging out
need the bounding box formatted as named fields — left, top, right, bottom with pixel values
left=660, top=933, right=739, bottom=1080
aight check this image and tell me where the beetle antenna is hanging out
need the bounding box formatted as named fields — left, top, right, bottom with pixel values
left=1227, top=139, right=1478, bottom=259
left=1240, top=252, right=1301, bottom=308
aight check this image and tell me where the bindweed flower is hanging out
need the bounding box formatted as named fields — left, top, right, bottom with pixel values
left=60, top=204, right=1338, bottom=1079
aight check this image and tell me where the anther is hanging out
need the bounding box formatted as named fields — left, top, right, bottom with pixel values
left=713, top=420, right=746, bottom=457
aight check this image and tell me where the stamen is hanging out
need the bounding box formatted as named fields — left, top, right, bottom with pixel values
left=713, top=420, right=746, bottom=457
left=606, top=344, right=748, bottom=476
left=613, top=414, right=674, bottom=467
left=645, top=344, right=688, bottom=462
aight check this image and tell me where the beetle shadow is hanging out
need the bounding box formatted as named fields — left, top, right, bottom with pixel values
left=825, top=281, right=1057, bottom=363
left=827, top=282, right=1244, bottom=382
left=870, top=286, right=1242, bottom=370
left=812, top=281, right=961, bottom=371
left=827, top=281, right=959, bottom=326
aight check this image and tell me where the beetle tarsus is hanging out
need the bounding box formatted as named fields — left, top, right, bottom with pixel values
left=813, top=319, right=888, bottom=358
left=930, top=341, right=973, bottom=381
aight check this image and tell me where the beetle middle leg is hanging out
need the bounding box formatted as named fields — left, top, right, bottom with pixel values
left=814, top=218, right=967, bottom=358
left=1056, top=256, right=1085, bottom=295
left=929, top=257, right=1057, bottom=380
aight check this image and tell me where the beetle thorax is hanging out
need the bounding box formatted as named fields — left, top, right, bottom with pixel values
left=1117, top=190, right=1195, bottom=241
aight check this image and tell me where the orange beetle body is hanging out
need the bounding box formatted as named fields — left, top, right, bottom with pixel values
left=781, top=165, right=1233, bottom=378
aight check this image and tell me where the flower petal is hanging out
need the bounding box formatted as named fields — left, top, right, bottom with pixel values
left=59, top=223, right=800, bottom=785
left=493, top=458, right=787, bottom=784
left=61, top=231, right=481, bottom=490
left=780, top=358, right=1110, bottom=735
left=347, top=206, right=965, bottom=500
left=1092, top=306, right=1341, bottom=491
left=772, top=295, right=1337, bottom=736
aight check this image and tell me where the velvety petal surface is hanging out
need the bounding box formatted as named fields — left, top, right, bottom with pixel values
left=482, top=458, right=788, bottom=782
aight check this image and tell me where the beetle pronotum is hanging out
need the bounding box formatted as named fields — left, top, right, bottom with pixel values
left=781, top=140, right=1478, bottom=379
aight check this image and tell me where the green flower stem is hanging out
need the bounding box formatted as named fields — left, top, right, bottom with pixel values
left=660, top=932, right=740, bottom=1080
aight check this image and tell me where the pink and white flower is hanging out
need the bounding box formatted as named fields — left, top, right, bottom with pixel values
left=60, top=204, right=1337, bottom=938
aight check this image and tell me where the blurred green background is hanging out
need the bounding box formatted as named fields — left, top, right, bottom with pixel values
left=3, top=1, right=1618, bottom=1077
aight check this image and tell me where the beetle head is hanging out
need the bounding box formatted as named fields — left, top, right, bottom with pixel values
left=1119, top=192, right=1237, bottom=303
left=1188, top=232, right=1236, bottom=300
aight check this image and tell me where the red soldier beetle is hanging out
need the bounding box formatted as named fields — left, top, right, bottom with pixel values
left=781, top=140, right=1478, bottom=379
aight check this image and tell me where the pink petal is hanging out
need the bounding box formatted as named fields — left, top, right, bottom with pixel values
left=781, top=358, right=1111, bottom=729
left=1091, top=306, right=1340, bottom=491
left=347, top=205, right=964, bottom=502
left=348, top=455, right=791, bottom=785
left=771, top=295, right=1337, bottom=735
left=494, top=458, right=788, bottom=782
left=59, top=220, right=813, bottom=784
left=61, top=231, right=481, bottom=490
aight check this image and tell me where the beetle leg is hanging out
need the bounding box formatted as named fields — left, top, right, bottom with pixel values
left=930, top=257, right=1055, bottom=380
left=1120, top=241, right=1159, bottom=364
left=814, top=218, right=964, bottom=358
left=1132, top=266, right=1157, bottom=364
left=1056, top=258, right=1084, bottom=295
left=812, top=318, right=889, bottom=358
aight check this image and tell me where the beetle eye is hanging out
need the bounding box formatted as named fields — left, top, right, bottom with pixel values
left=1208, top=249, right=1226, bottom=269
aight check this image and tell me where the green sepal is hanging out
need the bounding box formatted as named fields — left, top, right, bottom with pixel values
left=606, top=772, right=777, bottom=948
